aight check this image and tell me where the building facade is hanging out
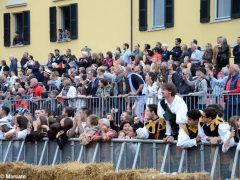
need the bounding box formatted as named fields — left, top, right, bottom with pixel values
left=0, top=0, right=239, bottom=63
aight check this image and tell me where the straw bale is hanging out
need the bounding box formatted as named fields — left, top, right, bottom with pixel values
left=0, top=162, right=113, bottom=180
left=0, top=162, right=210, bottom=180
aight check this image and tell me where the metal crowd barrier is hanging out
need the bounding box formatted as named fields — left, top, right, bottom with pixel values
left=1, top=93, right=240, bottom=121
left=0, top=139, right=239, bottom=179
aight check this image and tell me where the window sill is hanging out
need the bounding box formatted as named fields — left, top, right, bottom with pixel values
left=210, top=17, right=231, bottom=24
left=148, top=27, right=166, bottom=32
left=6, top=0, right=27, bottom=8
left=11, top=44, right=25, bottom=48
left=52, top=0, right=66, bottom=2
left=56, top=39, right=72, bottom=43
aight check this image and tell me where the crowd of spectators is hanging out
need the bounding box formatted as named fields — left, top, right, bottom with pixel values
left=0, top=36, right=239, bottom=151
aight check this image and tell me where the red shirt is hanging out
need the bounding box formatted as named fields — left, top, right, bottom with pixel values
left=33, top=85, right=44, bottom=97
left=154, top=52, right=162, bottom=61
left=225, top=77, right=240, bottom=93
left=14, top=101, right=29, bottom=111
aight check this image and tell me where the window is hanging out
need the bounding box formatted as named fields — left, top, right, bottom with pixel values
left=152, top=0, right=165, bottom=28
left=14, top=13, right=23, bottom=34
left=3, top=11, right=30, bottom=47
left=215, top=0, right=231, bottom=19
left=200, top=0, right=240, bottom=23
left=139, top=0, right=174, bottom=31
left=49, top=3, right=78, bottom=42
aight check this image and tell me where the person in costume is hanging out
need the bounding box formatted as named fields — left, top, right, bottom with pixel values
left=177, top=109, right=202, bottom=148
left=136, top=104, right=166, bottom=139
left=199, top=107, right=233, bottom=147
left=158, top=83, right=188, bottom=142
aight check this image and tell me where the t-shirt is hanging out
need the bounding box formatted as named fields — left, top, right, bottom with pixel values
left=17, top=129, right=28, bottom=139
left=33, top=85, right=44, bottom=97
left=6, top=128, right=28, bottom=140
left=122, top=49, right=131, bottom=63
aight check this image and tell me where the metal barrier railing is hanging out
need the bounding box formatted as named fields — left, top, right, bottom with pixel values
left=0, top=139, right=239, bottom=179
left=2, top=93, right=239, bottom=121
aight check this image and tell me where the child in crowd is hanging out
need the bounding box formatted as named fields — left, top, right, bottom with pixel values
left=79, top=115, right=101, bottom=145
left=76, top=86, right=87, bottom=112
left=118, top=131, right=126, bottom=139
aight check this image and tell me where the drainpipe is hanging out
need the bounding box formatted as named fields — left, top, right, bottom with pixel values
left=130, top=0, right=133, bottom=51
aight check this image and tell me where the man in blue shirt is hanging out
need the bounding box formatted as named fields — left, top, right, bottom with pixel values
left=122, top=43, right=131, bottom=64
left=190, top=44, right=202, bottom=76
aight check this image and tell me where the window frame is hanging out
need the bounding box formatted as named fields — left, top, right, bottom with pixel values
left=151, top=0, right=166, bottom=29
left=214, top=0, right=231, bottom=20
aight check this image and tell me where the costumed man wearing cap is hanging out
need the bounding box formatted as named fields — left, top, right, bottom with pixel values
left=177, top=109, right=202, bottom=148
left=136, top=104, right=166, bottom=139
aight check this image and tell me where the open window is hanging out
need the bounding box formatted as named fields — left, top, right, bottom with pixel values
left=49, top=3, right=78, bottom=42
left=3, top=11, right=30, bottom=47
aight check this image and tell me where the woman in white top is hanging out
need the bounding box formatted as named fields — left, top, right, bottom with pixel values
left=145, top=72, right=158, bottom=105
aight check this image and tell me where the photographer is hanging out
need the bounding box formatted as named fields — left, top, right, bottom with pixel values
left=62, top=49, right=78, bottom=74
left=77, top=51, right=92, bottom=69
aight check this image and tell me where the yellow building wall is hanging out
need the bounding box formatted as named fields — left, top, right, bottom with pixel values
left=0, top=0, right=239, bottom=64
left=132, top=0, right=240, bottom=49
left=0, top=0, right=130, bottom=64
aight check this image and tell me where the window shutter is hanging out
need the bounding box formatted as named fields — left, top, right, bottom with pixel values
left=4, top=13, right=11, bottom=47
left=139, top=0, right=147, bottom=31
left=22, top=11, right=30, bottom=45
left=200, top=0, right=210, bottom=23
left=50, top=6, right=57, bottom=42
left=231, top=0, right=240, bottom=19
left=70, top=3, right=78, bottom=40
left=165, top=0, right=174, bottom=28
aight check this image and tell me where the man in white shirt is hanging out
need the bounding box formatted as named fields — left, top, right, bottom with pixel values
left=67, top=107, right=91, bottom=138
left=158, top=83, right=188, bottom=142
left=177, top=109, right=202, bottom=148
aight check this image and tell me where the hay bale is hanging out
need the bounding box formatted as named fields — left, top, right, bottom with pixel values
left=0, top=162, right=210, bottom=180
left=0, top=162, right=113, bottom=180
left=102, top=169, right=210, bottom=180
